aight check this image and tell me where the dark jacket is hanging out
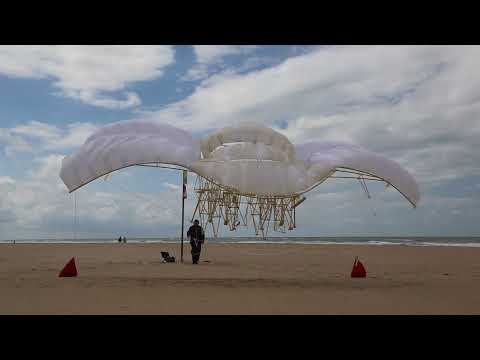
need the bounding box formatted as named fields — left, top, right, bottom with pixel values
left=187, top=224, right=205, bottom=242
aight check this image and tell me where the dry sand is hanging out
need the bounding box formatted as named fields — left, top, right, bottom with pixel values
left=1, top=242, right=480, bottom=314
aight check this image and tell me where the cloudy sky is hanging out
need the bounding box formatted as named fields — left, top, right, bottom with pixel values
left=0, top=45, right=478, bottom=240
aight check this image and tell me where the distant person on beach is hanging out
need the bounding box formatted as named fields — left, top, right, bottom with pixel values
left=122, top=236, right=127, bottom=244
left=118, top=236, right=122, bottom=243
left=187, top=219, right=205, bottom=264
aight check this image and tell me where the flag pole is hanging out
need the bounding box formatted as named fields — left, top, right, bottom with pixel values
left=181, top=176, right=184, bottom=263
left=181, top=170, right=187, bottom=263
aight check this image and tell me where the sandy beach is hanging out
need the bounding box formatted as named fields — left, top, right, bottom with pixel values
left=1, top=242, right=480, bottom=314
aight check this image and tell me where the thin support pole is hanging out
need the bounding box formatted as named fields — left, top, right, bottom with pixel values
left=73, top=192, right=77, bottom=241
left=181, top=187, right=185, bottom=263
left=181, top=170, right=187, bottom=263
left=293, top=205, right=296, bottom=229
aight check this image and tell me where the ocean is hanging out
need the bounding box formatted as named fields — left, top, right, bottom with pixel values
left=2, top=237, right=480, bottom=247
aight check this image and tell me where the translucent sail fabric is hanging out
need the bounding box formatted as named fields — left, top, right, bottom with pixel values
left=200, top=126, right=296, bottom=162
left=192, top=126, right=307, bottom=195
left=59, top=121, right=420, bottom=207
left=192, top=126, right=420, bottom=206
left=295, top=141, right=420, bottom=207
left=191, top=159, right=310, bottom=196
left=60, top=120, right=200, bottom=193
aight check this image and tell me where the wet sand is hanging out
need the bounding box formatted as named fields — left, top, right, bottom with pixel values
left=1, top=242, right=480, bottom=314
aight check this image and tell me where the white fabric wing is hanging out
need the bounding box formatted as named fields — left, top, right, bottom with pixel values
left=192, top=125, right=307, bottom=195
left=60, top=120, right=200, bottom=193
left=59, top=120, right=420, bottom=208
left=191, top=159, right=310, bottom=196
left=295, top=141, right=420, bottom=207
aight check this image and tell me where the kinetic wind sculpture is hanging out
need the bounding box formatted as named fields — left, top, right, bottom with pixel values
left=59, top=120, right=420, bottom=238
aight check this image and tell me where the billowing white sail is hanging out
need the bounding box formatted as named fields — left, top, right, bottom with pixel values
left=59, top=121, right=419, bottom=207
left=295, top=141, right=420, bottom=207
left=60, top=120, right=201, bottom=193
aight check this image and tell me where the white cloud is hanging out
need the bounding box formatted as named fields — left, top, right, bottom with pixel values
left=62, top=90, right=141, bottom=110
left=1, top=121, right=98, bottom=155
left=163, top=182, right=180, bottom=191
left=181, top=64, right=210, bottom=82
left=0, top=45, right=175, bottom=109
left=0, top=176, right=15, bottom=186
left=0, top=128, right=33, bottom=156
left=193, top=45, right=257, bottom=64
left=2, top=45, right=480, bottom=238
left=181, top=46, right=258, bottom=82
left=150, top=46, right=461, bottom=128
left=12, top=121, right=60, bottom=139
left=30, top=154, right=65, bottom=180
left=48, top=123, right=98, bottom=149
left=144, top=46, right=480, bottom=189
left=0, top=154, right=200, bottom=239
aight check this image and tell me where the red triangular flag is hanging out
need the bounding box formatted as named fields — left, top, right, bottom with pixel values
left=59, top=257, right=77, bottom=277
left=356, top=260, right=367, bottom=277
left=351, top=258, right=357, bottom=277
left=351, top=257, right=366, bottom=278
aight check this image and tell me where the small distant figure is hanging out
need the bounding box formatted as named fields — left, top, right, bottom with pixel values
left=187, top=219, right=205, bottom=264
left=122, top=236, right=127, bottom=244
left=118, top=236, right=122, bottom=243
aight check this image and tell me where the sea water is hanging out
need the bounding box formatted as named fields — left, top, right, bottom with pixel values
left=2, top=236, right=480, bottom=247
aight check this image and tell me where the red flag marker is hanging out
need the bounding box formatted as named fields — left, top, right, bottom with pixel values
left=351, top=257, right=366, bottom=278
left=59, top=257, right=78, bottom=277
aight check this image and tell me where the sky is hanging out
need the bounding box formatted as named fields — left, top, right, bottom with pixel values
left=0, top=45, right=479, bottom=240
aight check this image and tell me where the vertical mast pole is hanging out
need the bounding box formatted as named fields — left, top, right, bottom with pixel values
left=181, top=170, right=187, bottom=263
left=74, top=192, right=77, bottom=241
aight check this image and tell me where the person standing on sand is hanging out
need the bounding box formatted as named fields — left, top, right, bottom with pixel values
left=187, top=219, right=205, bottom=264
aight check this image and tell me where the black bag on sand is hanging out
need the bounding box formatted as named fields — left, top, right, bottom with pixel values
left=161, top=251, right=176, bottom=263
